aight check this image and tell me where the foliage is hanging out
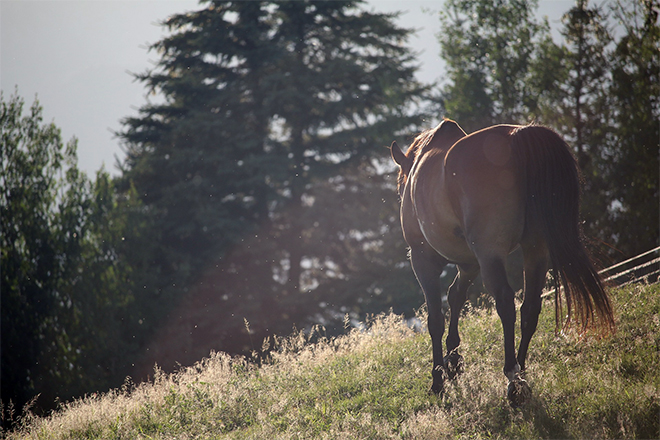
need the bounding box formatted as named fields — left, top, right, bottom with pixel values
left=437, top=0, right=555, bottom=132
left=531, top=0, right=617, bottom=257
left=1, top=91, right=73, bottom=414
left=0, top=92, right=152, bottom=419
left=549, top=0, right=660, bottom=258
left=436, top=0, right=659, bottom=259
left=542, top=0, right=612, bottom=165
left=604, top=0, right=660, bottom=257
left=8, top=283, right=660, bottom=439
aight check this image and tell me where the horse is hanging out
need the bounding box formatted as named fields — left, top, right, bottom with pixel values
left=390, top=119, right=615, bottom=407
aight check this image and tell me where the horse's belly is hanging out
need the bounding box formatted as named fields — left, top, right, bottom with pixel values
left=413, top=177, right=476, bottom=264
left=418, top=217, right=475, bottom=264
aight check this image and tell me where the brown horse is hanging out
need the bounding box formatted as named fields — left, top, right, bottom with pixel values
left=391, top=119, right=615, bottom=406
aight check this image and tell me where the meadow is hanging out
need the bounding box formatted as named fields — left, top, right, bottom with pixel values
left=7, top=283, right=660, bottom=439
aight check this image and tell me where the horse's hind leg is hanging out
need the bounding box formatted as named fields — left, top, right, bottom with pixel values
left=477, top=253, right=531, bottom=407
left=478, top=256, right=520, bottom=379
left=409, top=248, right=449, bottom=394
left=517, top=240, right=549, bottom=372
left=445, top=264, right=479, bottom=379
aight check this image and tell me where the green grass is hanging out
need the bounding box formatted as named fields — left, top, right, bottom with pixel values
left=8, top=283, right=660, bottom=439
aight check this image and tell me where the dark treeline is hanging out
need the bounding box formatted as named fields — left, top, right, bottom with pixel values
left=2, top=0, right=657, bottom=425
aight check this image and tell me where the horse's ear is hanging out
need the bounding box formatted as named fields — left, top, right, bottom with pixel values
left=391, top=141, right=412, bottom=174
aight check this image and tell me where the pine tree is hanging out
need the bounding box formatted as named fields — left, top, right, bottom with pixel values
left=118, top=0, right=428, bottom=364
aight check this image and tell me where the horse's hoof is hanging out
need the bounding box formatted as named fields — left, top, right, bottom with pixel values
left=444, top=351, right=464, bottom=380
left=429, top=365, right=446, bottom=395
left=429, top=382, right=444, bottom=395
left=507, top=377, right=531, bottom=408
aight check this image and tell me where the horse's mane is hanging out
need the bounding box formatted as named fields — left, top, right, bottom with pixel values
left=396, top=125, right=442, bottom=194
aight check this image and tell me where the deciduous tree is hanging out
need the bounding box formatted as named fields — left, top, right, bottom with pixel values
left=535, top=0, right=614, bottom=251
left=606, top=0, right=659, bottom=256
left=1, top=92, right=150, bottom=418
left=437, top=0, right=554, bottom=132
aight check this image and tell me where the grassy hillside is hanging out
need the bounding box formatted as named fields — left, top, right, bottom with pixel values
left=7, top=283, right=660, bottom=439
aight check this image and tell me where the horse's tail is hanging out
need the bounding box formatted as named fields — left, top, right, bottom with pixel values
left=511, top=125, right=615, bottom=335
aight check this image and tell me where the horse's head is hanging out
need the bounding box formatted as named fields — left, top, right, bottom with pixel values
left=390, top=119, right=466, bottom=198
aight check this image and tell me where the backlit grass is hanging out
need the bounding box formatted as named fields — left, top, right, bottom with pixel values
left=7, top=283, right=660, bottom=439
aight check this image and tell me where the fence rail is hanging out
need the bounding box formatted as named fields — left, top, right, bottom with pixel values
left=541, top=245, right=660, bottom=298
left=599, top=245, right=660, bottom=286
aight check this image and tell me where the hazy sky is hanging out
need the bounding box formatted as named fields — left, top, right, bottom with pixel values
left=1, top=0, right=574, bottom=177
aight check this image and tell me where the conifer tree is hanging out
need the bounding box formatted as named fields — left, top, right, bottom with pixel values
left=119, top=0, right=427, bottom=360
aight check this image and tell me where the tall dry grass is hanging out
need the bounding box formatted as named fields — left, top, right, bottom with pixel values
left=7, top=283, right=660, bottom=439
